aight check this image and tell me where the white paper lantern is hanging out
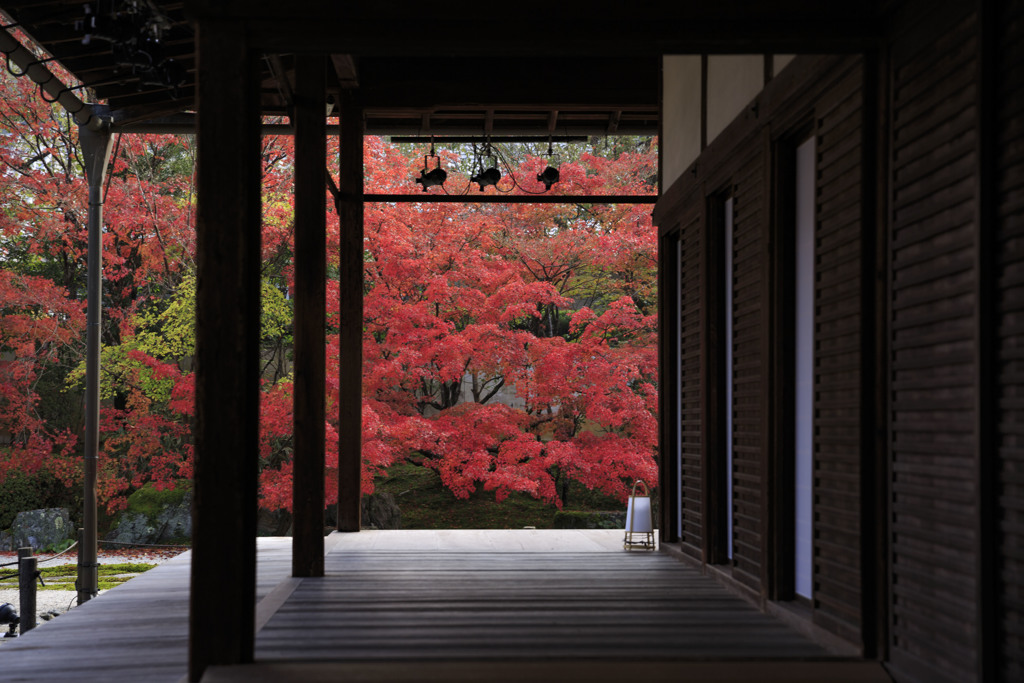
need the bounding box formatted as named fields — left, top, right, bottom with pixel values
left=623, top=479, right=655, bottom=550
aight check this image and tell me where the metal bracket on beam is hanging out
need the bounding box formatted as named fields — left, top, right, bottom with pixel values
left=0, top=21, right=106, bottom=130
left=607, top=110, right=622, bottom=135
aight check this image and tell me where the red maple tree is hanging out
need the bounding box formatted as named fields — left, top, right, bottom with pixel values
left=0, top=62, right=659, bottom=514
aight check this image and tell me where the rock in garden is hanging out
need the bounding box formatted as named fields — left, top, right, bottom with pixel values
left=11, top=508, right=72, bottom=551
left=106, top=489, right=192, bottom=545
left=361, top=493, right=401, bottom=530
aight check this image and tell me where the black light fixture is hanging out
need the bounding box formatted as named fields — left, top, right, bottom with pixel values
left=537, top=165, right=560, bottom=191
left=470, top=141, right=502, bottom=191
left=0, top=602, right=19, bottom=638
left=77, top=1, right=186, bottom=91
left=402, top=136, right=568, bottom=194
left=416, top=167, right=447, bottom=191
left=536, top=138, right=560, bottom=191
left=414, top=139, right=447, bottom=191
left=471, top=166, right=501, bottom=191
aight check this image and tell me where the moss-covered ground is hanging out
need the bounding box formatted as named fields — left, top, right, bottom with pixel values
left=373, top=462, right=627, bottom=529
left=0, top=563, right=157, bottom=591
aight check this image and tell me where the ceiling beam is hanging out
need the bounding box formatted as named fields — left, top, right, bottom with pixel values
left=330, top=53, right=358, bottom=88
left=185, top=1, right=880, bottom=54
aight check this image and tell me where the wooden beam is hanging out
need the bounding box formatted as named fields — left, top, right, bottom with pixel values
left=330, top=54, right=359, bottom=88
left=860, top=46, right=888, bottom=661
left=336, top=90, right=363, bottom=532
left=291, top=54, right=327, bottom=577
left=362, top=194, right=656, bottom=204
left=190, top=19, right=261, bottom=683
left=225, top=4, right=879, bottom=55
left=266, top=54, right=295, bottom=112
left=348, top=56, right=660, bottom=109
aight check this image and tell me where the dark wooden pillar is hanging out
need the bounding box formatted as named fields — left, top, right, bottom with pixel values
left=657, top=232, right=679, bottom=543
left=189, top=19, right=261, bottom=682
left=974, top=0, right=997, bottom=677
left=292, top=55, right=327, bottom=576
left=701, top=191, right=728, bottom=566
left=862, top=46, right=889, bottom=661
left=336, top=91, right=363, bottom=531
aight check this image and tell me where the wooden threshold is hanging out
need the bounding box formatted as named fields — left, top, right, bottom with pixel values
left=202, top=660, right=892, bottom=683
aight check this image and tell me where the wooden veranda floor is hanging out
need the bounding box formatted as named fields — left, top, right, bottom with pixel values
left=0, top=531, right=891, bottom=683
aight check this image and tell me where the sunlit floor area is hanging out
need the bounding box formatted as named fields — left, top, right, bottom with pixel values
left=0, top=531, right=889, bottom=683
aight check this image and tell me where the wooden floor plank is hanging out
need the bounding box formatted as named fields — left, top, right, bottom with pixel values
left=0, top=531, right=881, bottom=683
left=202, top=660, right=893, bottom=683
left=254, top=546, right=832, bottom=663
left=0, top=538, right=293, bottom=683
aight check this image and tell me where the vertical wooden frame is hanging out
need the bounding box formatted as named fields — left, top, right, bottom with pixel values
left=764, top=124, right=789, bottom=601
left=975, top=0, right=997, bottom=676
left=336, top=90, right=364, bottom=532
left=702, top=189, right=731, bottom=565
left=883, top=35, right=900, bottom=667
left=765, top=122, right=812, bottom=603
left=190, top=19, right=261, bottom=682
left=656, top=191, right=709, bottom=560
left=884, top=7, right=986, bottom=678
left=861, top=45, right=889, bottom=661
left=292, top=54, right=327, bottom=576
left=658, top=231, right=681, bottom=543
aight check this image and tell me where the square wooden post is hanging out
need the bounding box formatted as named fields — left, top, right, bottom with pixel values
left=336, top=90, right=363, bottom=532
left=292, top=54, right=327, bottom=576
left=189, top=19, right=262, bottom=682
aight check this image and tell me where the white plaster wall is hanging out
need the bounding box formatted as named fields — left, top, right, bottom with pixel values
left=706, top=55, right=764, bottom=142
left=661, top=55, right=702, bottom=192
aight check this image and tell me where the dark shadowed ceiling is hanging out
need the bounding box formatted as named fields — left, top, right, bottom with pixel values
left=0, top=1, right=881, bottom=136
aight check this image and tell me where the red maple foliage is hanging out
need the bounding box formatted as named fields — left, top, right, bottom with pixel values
left=353, top=138, right=658, bottom=507
left=0, top=62, right=659, bottom=513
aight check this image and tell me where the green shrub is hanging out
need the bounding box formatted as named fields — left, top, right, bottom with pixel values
left=125, top=481, right=190, bottom=525
left=553, top=511, right=597, bottom=529
left=0, top=470, right=83, bottom=530
left=552, top=510, right=624, bottom=529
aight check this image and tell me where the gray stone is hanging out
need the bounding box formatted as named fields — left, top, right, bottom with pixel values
left=105, top=490, right=192, bottom=545
left=257, top=508, right=293, bottom=536
left=11, top=508, right=72, bottom=551
left=0, top=530, right=12, bottom=552
left=151, top=489, right=191, bottom=543
left=104, top=513, right=154, bottom=545
left=361, top=493, right=401, bottom=530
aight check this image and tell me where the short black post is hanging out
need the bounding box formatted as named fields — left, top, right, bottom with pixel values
left=17, top=547, right=36, bottom=634
left=76, top=528, right=85, bottom=606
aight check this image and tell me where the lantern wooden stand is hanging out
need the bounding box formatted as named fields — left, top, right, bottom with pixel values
left=623, top=480, right=655, bottom=550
